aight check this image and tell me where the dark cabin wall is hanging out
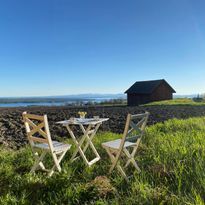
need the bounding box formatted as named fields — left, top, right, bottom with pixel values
left=127, top=93, right=151, bottom=106
left=150, top=82, right=173, bottom=101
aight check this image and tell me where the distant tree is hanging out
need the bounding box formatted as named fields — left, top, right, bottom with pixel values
left=193, top=94, right=203, bottom=102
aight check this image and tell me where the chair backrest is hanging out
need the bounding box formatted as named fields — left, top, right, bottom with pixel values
left=22, top=112, right=53, bottom=150
left=125, top=112, right=149, bottom=143
left=114, top=112, right=149, bottom=163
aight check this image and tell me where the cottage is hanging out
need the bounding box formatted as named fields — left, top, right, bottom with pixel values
left=125, top=79, right=176, bottom=106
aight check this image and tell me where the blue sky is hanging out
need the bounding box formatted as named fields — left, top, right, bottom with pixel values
left=0, top=0, right=205, bottom=97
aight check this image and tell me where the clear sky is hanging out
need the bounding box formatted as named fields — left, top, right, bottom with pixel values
left=0, top=0, right=205, bottom=97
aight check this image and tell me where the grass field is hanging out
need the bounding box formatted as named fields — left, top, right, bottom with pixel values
left=145, top=98, right=205, bottom=106
left=0, top=117, right=205, bottom=204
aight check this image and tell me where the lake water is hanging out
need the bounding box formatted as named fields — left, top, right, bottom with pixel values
left=0, top=97, right=123, bottom=108
left=0, top=102, right=66, bottom=108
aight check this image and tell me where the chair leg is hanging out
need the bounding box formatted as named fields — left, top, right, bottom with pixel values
left=48, top=155, right=61, bottom=177
left=48, top=148, right=69, bottom=177
left=124, top=148, right=141, bottom=172
left=31, top=151, right=47, bottom=173
left=116, top=163, right=129, bottom=182
left=38, top=161, right=46, bottom=171
left=131, top=159, right=141, bottom=172
left=104, top=147, right=128, bottom=181
left=104, top=147, right=117, bottom=173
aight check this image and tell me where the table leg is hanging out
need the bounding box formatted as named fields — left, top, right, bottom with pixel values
left=80, top=123, right=101, bottom=157
left=66, top=124, right=92, bottom=164
left=79, top=124, right=101, bottom=166
left=66, top=123, right=101, bottom=166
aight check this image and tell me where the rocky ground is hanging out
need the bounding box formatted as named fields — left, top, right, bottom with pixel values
left=1, top=105, right=205, bottom=149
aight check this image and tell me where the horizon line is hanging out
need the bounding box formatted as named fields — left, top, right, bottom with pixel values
left=0, top=93, right=200, bottom=99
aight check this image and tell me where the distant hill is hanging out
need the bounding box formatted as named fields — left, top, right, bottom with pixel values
left=49, top=93, right=126, bottom=99
left=173, top=94, right=198, bottom=99
left=0, top=94, right=126, bottom=104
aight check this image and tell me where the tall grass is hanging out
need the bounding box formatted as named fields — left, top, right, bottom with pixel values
left=145, top=98, right=205, bottom=106
left=0, top=117, right=205, bottom=204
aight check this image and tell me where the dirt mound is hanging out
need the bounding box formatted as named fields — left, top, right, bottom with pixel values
left=1, top=105, right=205, bottom=149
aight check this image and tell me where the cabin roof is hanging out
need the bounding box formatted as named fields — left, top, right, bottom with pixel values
left=125, top=79, right=176, bottom=94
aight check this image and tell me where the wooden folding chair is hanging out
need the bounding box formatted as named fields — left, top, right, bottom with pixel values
left=102, top=112, right=149, bottom=181
left=22, top=112, right=71, bottom=177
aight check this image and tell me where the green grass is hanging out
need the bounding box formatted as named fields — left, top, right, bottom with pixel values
left=1, top=117, right=205, bottom=204
left=144, top=98, right=205, bottom=106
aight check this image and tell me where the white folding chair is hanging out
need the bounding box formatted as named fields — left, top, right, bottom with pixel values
left=102, top=112, right=149, bottom=181
left=22, top=112, right=71, bottom=177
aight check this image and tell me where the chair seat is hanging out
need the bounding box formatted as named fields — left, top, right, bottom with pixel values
left=102, top=139, right=136, bottom=150
left=34, top=141, right=71, bottom=152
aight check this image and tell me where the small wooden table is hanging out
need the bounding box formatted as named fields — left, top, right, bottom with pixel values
left=57, top=118, right=109, bottom=167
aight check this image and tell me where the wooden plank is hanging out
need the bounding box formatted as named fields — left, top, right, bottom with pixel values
left=28, top=136, right=48, bottom=143
left=24, top=113, right=44, bottom=121
left=29, top=122, right=45, bottom=136
left=26, top=118, right=48, bottom=139
left=131, top=113, right=149, bottom=120
left=88, top=157, right=100, bottom=167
